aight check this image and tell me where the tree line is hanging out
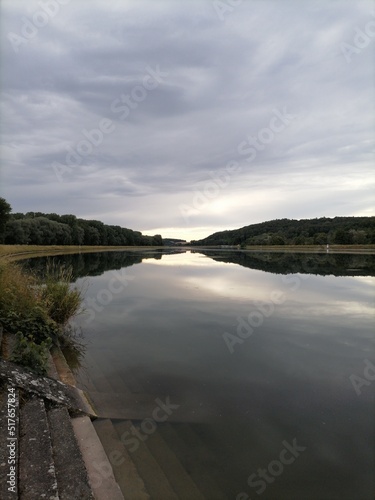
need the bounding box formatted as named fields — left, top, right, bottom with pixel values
left=0, top=197, right=162, bottom=246
left=191, top=216, right=375, bottom=246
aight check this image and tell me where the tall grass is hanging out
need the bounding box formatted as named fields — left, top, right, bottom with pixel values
left=41, top=261, right=83, bottom=325
left=0, top=261, right=42, bottom=315
left=0, top=260, right=84, bottom=374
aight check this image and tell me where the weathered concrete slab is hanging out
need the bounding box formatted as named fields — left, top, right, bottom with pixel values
left=0, top=385, right=19, bottom=500
left=0, top=359, right=96, bottom=417
left=18, top=394, right=59, bottom=500
left=48, top=405, right=94, bottom=500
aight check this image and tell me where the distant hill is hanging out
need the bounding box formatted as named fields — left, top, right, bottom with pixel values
left=191, top=216, right=375, bottom=246
left=163, top=238, right=187, bottom=246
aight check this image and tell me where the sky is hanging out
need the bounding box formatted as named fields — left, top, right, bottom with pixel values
left=0, top=0, right=374, bottom=241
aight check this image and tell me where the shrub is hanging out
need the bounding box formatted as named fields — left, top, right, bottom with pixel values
left=10, top=332, right=52, bottom=376
left=0, top=308, right=60, bottom=344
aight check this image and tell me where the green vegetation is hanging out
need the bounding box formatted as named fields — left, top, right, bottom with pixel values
left=40, top=261, right=83, bottom=325
left=11, top=333, right=52, bottom=376
left=0, top=197, right=12, bottom=243
left=191, top=216, right=375, bottom=247
left=0, top=197, right=162, bottom=247
left=0, top=259, right=83, bottom=375
left=0, top=244, right=162, bottom=261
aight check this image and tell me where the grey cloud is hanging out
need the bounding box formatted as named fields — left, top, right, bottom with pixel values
left=1, top=0, right=373, bottom=240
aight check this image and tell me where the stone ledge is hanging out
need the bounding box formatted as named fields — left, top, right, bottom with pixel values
left=0, top=359, right=96, bottom=418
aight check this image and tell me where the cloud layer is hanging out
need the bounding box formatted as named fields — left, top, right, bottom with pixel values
left=1, top=0, right=374, bottom=240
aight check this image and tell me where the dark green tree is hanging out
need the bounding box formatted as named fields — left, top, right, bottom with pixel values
left=294, top=235, right=306, bottom=245
left=334, top=229, right=353, bottom=244
left=270, top=234, right=285, bottom=245
left=152, top=234, right=163, bottom=246
left=313, top=232, right=327, bottom=245
left=4, top=219, right=28, bottom=244
left=0, top=197, right=12, bottom=242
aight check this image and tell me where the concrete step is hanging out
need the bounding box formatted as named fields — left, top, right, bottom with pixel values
left=48, top=404, right=94, bottom=499
left=47, top=351, right=60, bottom=379
left=73, top=357, right=98, bottom=393
left=51, top=345, right=77, bottom=386
left=71, top=415, right=124, bottom=500
left=18, top=393, right=59, bottom=499
left=113, top=420, right=179, bottom=500
left=106, top=352, right=145, bottom=394
left=98, top=349, right=137, bottom=394
left=93, top=418, right=150, bottom=500
left=77, top=352, right=117, bottom=394
left=192, top=422, right=248, bottom=496
left=88, top=391, right=160, bottom=420
left=0, top=332, right=16, bottom=361
left=0, top=384, right=19, bottom=500
left=88, top=390, right=209, bottom=423
left=158, top=423, right=229, bottom=500
left=177, top=424, right=233, bottom=498
left=144, top=425, right=206, bottom=500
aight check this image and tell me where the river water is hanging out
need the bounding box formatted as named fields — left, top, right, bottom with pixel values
left=28, top=250, right=374, bottom=499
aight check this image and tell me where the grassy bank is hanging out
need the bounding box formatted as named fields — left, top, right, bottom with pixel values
left=197, top=244, right=375, bottom=254
left=1, top=243, right=374, bottom=263
left=0, top=259, right=83, bottom=375
left=0, top=244, right=165, bottom=262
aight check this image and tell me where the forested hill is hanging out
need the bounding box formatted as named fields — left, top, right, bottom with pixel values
left=191, top=217, right=375, bottom=246
left=3, top=212, right=163, bottom=247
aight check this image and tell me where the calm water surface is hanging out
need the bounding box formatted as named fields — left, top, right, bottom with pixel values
left=31, top=250, right=375, bottom=499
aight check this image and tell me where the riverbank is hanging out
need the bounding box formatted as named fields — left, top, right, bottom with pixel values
left=0, top=244, right=165, bottom=262
left=1, top=244, right=374, bottom=263
left=193, top=244, right=375, bottom=254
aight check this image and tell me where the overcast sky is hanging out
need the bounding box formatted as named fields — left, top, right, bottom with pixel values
left=1, top=0, right=374, bottom=240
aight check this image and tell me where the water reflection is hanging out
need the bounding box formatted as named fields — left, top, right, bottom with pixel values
left=26, top=250, right=374, bottom=499
left=24, top=248, right=375, bottom=278
left=23, top=249, right=182, bottom=280
left=195, top=249, right=375, bottom=277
